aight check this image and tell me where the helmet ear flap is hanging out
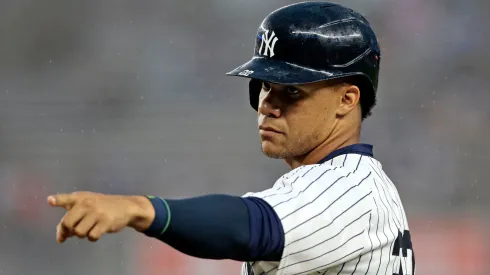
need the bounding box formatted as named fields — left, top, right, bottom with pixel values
left=249, top=79, right=261, bottom=111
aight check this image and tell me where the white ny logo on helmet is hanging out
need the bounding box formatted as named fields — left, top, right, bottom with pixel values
left=259, top=30, right=278, bottom=57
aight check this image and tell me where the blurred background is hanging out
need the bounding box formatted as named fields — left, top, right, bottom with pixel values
left=0, top=0, right=489, bottom=274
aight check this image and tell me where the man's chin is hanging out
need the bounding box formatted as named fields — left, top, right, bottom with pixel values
left=261, top=142, right=289, bottom=159
left=262, top=150, right=285, bottom=159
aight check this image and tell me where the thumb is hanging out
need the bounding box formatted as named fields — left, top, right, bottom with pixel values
left=47, top=193, right=77, bottom=209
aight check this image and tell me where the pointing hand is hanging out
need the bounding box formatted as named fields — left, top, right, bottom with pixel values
left=47, top=191, right=155, bottom=243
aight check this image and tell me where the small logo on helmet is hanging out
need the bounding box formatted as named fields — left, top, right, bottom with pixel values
left=258, top=30, right=278, bottom=57
left=238, top=70, right=254, bottom=76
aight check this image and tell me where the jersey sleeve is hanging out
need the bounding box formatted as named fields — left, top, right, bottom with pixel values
left=243, top=166, right=374, bottom=275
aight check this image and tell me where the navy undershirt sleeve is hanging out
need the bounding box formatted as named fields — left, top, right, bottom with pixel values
left=143, top=194, right=284, bottom=262
left=242, top=196, right=285, bottom=261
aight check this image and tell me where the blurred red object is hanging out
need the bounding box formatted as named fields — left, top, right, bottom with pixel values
left=12, top=170, right=48, bottom=222
left=136, top=237, right=241, bottom=275
left=410, top=216, right=489, bottom=275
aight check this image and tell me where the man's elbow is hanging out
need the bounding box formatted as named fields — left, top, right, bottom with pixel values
left=227, top=228, right=253, bottom=261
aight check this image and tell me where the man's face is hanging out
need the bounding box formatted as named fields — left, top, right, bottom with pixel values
left=257, top=80, right=343, bottom=159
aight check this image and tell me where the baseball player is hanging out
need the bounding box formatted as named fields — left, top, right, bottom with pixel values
left=47, top=2, right=415, bottom=275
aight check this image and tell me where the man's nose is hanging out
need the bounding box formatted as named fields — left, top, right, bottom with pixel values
left=258, top=88, right=282, bottom=118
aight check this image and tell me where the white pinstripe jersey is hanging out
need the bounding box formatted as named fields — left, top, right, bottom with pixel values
left=241, top=151, right=415, bottom=275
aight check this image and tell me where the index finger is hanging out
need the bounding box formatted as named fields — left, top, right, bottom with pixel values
left=47, top=193, right=77, bottom=210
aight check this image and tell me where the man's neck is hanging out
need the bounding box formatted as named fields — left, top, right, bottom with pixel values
left=285, top=122, right=361, bottom=169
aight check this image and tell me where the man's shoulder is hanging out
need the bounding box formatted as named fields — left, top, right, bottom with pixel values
left=244, top=154, right=379, bottom=200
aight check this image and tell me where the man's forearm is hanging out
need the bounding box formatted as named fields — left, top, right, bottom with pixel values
left=131, top=194, right=285, bottom=262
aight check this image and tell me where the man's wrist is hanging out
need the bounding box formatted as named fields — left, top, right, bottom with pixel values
left=139, top=196, right=172, bottom=237
left=127, top=195, right=156, bottom=232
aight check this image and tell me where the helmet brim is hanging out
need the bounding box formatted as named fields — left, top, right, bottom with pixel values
left=226, top=56, right=343, bottom=85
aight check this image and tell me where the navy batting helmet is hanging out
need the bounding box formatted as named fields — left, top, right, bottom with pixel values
left=226, top=1, right=381, bottom=118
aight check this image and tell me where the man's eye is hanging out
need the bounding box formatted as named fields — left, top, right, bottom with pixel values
left=262, top=81, right=271, bottom=91
left=286, top=86, right=300, bottom=95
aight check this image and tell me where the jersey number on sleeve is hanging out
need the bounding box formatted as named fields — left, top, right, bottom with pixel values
left=392, top=230, right=415, bottom=275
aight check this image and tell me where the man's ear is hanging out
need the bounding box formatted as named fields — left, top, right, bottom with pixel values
left=336, top=84, right=361, bottom=116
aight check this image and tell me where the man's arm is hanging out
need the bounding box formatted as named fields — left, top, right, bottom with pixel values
left=48, top=192, right=284, bottom=262
left=139, top=194, right=284, bottom=262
